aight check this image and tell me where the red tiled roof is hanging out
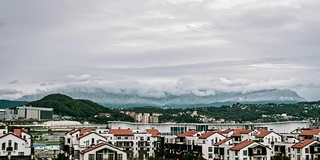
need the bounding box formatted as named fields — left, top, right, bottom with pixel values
left=214, top=138, right=231, bottom=146
left=146, top=129, right=160, bottom=137
left=222, top=129, right=233, bottom=134
left=292, top=139, right=315, bottom=149
left=177, top=131, right=198, bottom=138
left=109, top=129, right=133, bottom=136
left=199, top=132, right=214, bottom=139
left=256, top=129, right=271, bottom=138
left=77, top=132, right=103, bottom=140
left=230, top=140, right=254, bottom=151
left=300, top=129, right=320, bottom=136
left=231, top=129, right=252, bottom=137
left=67, top=129, right=79, bottom=135
left=81, top=143, right=106, bottom=154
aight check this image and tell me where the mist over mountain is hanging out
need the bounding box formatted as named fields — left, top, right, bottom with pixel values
left=17, top=87, right=305, bottom=108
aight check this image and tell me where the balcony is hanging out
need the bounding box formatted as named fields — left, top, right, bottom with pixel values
left=249, top=148, right=267, bottom=156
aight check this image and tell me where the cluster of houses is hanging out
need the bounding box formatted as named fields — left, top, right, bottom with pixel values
left=2, top=125, right=320, bottom=160
left=59, top=127, right=320, bottom=160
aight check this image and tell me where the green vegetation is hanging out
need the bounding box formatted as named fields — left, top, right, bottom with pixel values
left=0, top=99, right=27, bottom=109
left=122, top=101, right=320, bottom=123
left=27, top=94, right=134, bottom=123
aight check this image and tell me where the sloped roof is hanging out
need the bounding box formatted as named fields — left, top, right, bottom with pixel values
left=177, top=131, right=198, bottom=138
left=109, top=129, right=133, bottom=136
left=146, top=129, right=160, bottom=137
left=67, top=129, right=79, bottom=135
left=222, top=129, right=233, bottom=134
left=231, top=129, right=252, bottom=137
left=256, top=129, right=271, bottom=138
left=80, top=143, right=124, bottom=154
left=292, top=139, right=316, bottom=149
left=0, top=133, right=25, bottom=141
left=230, top=140, right=254, bottom=151
left=300, top=129, right=320, bottom=136
left=214, top=138, right=232, bottom=146
left=199, top=132, right=215, bottom=139
left=77, top=132, right=104, bottom=140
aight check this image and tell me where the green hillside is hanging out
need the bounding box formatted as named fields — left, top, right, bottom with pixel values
left=0, top=100, right=28, bottom=109
left=26, top=93, right=134, bottom=123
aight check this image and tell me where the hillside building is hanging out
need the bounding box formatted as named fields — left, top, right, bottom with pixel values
left=16, top=105, right=53, bottom=120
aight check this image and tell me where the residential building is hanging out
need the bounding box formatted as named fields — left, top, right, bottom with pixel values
left=80, top=142, right=127, bottom=160
left=197, top=131, right=225, bottom=160
left=0, top=128, right=32, bottom=160
left=229, top=140, right=271, bottom=160
left=291, top=139, right=320, bottom=160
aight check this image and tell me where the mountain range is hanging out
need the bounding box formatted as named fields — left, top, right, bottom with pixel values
left=17, top=88, right=305, bottom=108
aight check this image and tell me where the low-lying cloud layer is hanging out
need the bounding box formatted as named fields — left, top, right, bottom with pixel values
left=1, top=0, right=320, bottom=100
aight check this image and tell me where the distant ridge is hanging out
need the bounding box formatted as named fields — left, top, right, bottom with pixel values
left=17, top=88, right=305, bottom=108
left=0, top=100, right=28, bottom=109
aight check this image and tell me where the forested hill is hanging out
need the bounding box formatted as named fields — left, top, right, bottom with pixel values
left=0, top=100, right=28, bottom=109
left=122, top=101, right=320, bottom=123
left=26, top=94, right=134, bottom=122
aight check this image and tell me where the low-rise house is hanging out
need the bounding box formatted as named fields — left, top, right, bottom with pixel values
left=299, top=129, right=320, bottom=140
left=213, top=138, right=233, bottom=160
left=80, top=142, right=127, bottom=160
left=197, top=131, right=225, bottom=160
left=229, top=140, right=271, bottom=160
left=291, top=139, right=319, bottom=160
left=0, top=128, right=32, bottom=160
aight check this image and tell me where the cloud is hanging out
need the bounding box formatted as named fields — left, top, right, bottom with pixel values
left=0, top=88, right=23, bottom=100
left=9, top=80, right=19, bottom=84
left=0, top=0, right=320, bottom=100
left=66, top=74, right=92, bottom=82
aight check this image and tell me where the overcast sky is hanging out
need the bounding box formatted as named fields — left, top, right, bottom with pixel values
left=1, top=0, right=320, bottom=100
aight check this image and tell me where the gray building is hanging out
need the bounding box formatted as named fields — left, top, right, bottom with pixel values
left=0, top=109, right=18, bottom=120
left=17, top=106, right=53, bottom=120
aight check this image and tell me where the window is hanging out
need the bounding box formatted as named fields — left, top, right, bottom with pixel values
left=67, top=138, right=70, bottom=143
left=297, top=155, right=301, bottom=160
left=108, top=154, right=114, bottom=160
left=235, top=151, right=238, bottom=156
left=243, top=158, right=247, bottom=160
left=18, top=152, right=24, bottom=156
left=208, top=153, right=213, bottom=158
left=116, top=154, right=123, bottom=160
left=297, top=149, right=300, bottom=153
left=209, top=147, right=212, bottom=152
left=88, top=154, right=95, bottom=160
left=14, top=143, right=18, bottom=150
left=288, top=148, right=290, bottom=153
left=243, top=150, right=248, bottom=156
left=91, top=138, right=94, bottom=144
left=8, top=140, right=12, bottom=147
left=305, top=148, right=309, bottom=153
left=2, top=143, right=5, bottom=150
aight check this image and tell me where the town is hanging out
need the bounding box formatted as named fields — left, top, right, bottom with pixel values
left=1, top=105, right=320, bottom=160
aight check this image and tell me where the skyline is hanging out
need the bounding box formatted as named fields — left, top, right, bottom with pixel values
left=1, top=0, right=320, bottom=100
